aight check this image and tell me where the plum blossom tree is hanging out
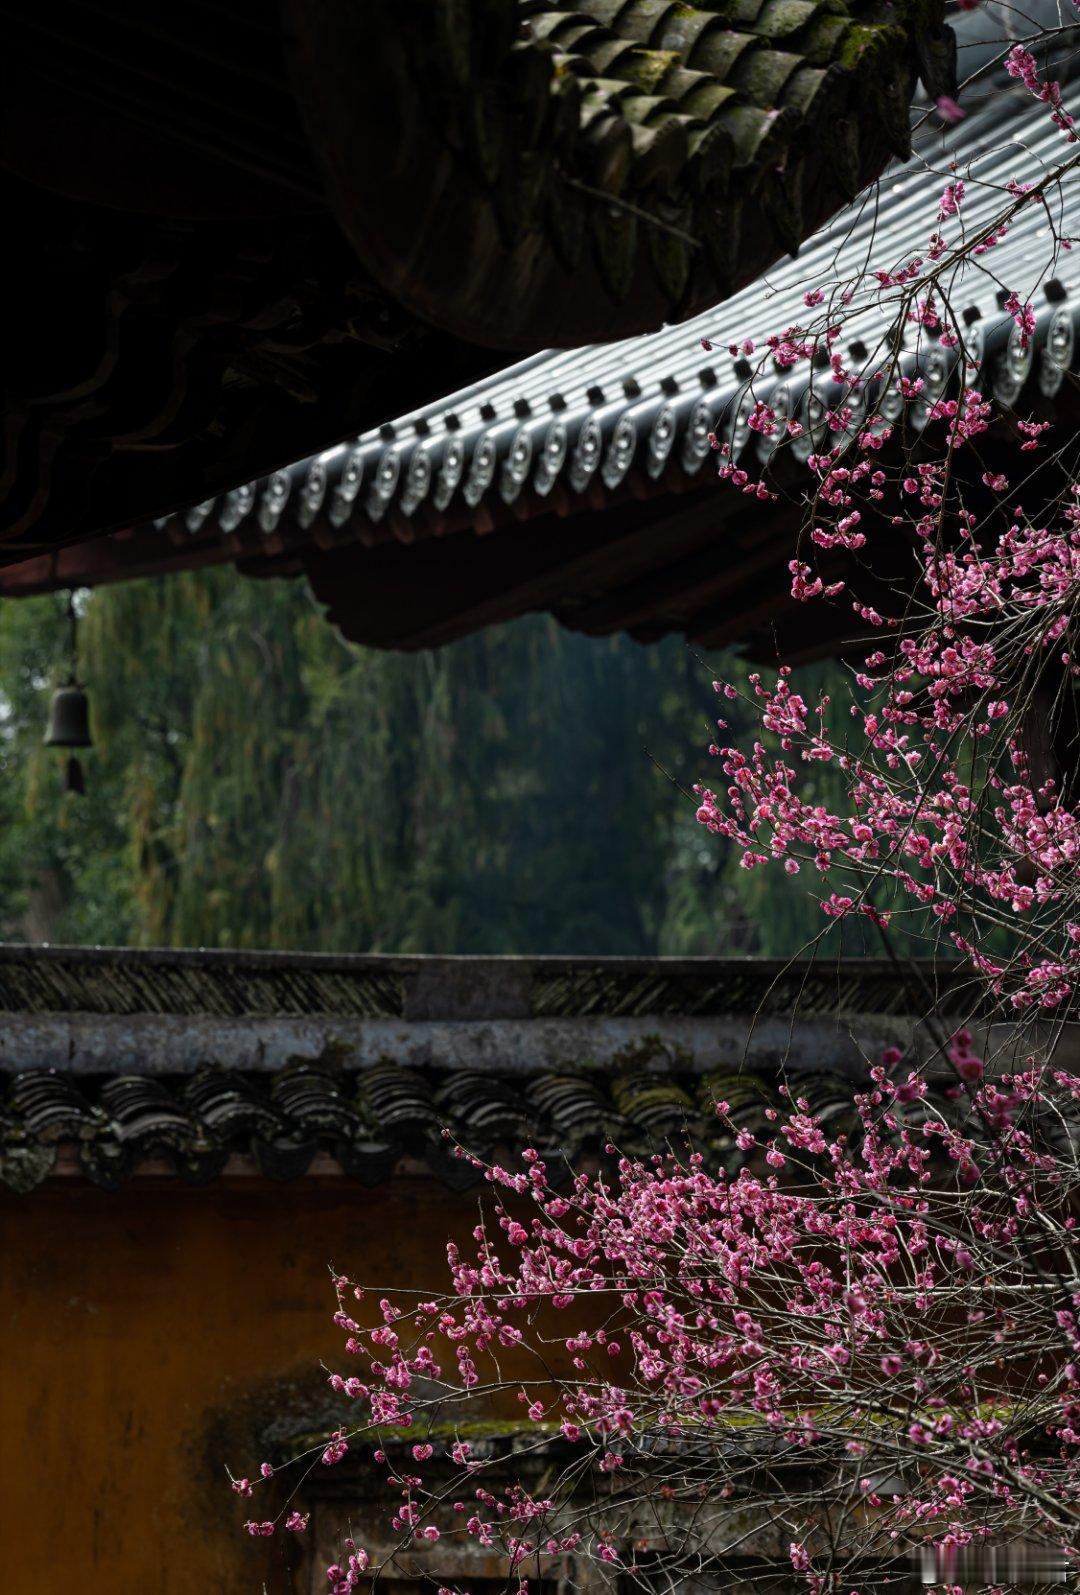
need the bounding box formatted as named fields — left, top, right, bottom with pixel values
left=234, top=1048, right=1080, bottom=1594
left=228, top=16, right=1080, bottom=1595
left=693, top=33, right=1080, bottom=1012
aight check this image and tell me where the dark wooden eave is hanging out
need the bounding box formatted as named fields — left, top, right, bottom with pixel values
left=3, top=70, right=1076, bottom=663
left=0, top=0, right=951, bottom=561
left=0, top=4, right=504, bottom=556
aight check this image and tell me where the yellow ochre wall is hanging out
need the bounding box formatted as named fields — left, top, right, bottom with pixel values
left=0, top=1175, right=485, bottom=1593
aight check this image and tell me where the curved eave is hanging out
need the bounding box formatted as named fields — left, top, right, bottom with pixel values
left=4, top=73, right=1077, bottom=660
left=157, top=84, right=1080, bottom=545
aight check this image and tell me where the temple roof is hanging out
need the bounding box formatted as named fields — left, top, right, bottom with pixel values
left=291, top=0, right=953, bottom=349
left=5, top=36, right=1075, bottom=660
left=0, top=945, right=979, bottom=1193
left=0, top=0, right=950, bottom=563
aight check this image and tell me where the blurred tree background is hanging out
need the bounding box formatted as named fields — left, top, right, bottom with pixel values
left=0, top=570, right=873, bottom=956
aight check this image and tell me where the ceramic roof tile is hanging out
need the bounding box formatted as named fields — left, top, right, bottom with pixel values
left=1, top=1056, right=1023, bottom=1192
left=132, top=60, right=1076, bottom=659
left=0, top=946, right=1002, bottom=1193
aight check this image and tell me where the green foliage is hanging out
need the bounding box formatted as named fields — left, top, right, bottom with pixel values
left=0, top=569, right=864, bottom=956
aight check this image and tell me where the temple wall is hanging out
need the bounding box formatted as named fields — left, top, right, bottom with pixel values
left=0, top=1175, right=479, bottom=1594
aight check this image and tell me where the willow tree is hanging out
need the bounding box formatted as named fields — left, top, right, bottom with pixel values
left=1, top=568, right=858, bottom=955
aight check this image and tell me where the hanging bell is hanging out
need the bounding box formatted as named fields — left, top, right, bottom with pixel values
left=44, top=679, right=93, bottom=750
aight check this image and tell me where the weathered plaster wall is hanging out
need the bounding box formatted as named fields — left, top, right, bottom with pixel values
left=0, top=1177, right=482, bottom=1593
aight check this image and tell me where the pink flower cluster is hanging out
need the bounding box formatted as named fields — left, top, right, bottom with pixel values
left=1006, top=45, right=1077, bottom=140
left=695, top=451, right=1080, bottom=1013
left=254, top=1056, right=1080, bottom=1591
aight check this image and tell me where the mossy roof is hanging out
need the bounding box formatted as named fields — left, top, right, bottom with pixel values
left=295, top=0, right=955, bottom=344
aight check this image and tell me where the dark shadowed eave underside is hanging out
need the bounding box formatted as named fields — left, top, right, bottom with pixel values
left=0, top=0, right=951, bottom=561
left=8, top=60, right=1077, bottom=661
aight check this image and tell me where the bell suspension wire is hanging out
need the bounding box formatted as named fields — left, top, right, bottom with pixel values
left=66, top=590, right=77, bottom=676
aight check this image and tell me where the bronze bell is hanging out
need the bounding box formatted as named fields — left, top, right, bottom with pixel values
left=44, top=680, right=93, bottom=749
